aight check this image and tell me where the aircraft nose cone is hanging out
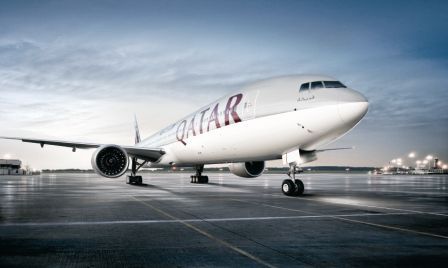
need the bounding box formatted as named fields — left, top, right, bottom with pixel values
left=338, top=89, right=368, bottom=125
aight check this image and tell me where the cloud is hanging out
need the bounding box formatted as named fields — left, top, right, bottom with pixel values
left=0, top=0, right=447, bottom=168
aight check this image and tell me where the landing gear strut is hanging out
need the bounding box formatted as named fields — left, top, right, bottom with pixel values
left=126, top=157, right=147, bottom=185
left=190, top=165, right=209, bottom=184
left=282, top=165, right=305, bottom=196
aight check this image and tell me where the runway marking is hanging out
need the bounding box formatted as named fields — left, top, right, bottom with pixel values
left=327, top=215, right=448, bottom=240
left=0, top=212, right=418, bottom=227
left=267, top=194, right=448, bottom=217
left=346, top=189, right=448, bottom=196
left=234, top=199, right=448, bottom=240
left=299, top=197, right=448, bottom=217
left=130, top=196, right=277, bottom=268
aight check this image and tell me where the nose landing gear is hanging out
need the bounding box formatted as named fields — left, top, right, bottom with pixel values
left=282, top=165, right=305, bottom=196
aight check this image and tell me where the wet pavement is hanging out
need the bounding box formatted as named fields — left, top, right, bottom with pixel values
left=0, top=172, right=447, bottom=267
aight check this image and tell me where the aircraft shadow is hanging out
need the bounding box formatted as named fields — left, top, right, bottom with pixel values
left=128, top=182, right=185, bottom=196
left=129, top=181, right=318, bottom=198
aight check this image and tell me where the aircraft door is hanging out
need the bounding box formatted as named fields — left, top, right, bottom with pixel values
left=241, top=89, right=259, bottom=120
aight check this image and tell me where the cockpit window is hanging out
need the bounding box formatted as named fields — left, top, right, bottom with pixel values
left=323, top=81, right=346, bottom=88
left=310, top=81, right=324, bottom=89
left=300, top=83, right=310, bottom=91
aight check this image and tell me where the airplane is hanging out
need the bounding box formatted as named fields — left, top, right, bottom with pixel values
left=0, top=74, right=368, bottom=196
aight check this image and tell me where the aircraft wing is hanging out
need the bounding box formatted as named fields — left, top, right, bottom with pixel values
left=0, top=136, right=165, bottom=162
left=0, top=136, right=100, bottom=149
left=122, top=146, right=165, bottom=162
left=315, top=147, right=354, bottom=153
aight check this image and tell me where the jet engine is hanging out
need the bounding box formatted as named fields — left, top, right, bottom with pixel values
left=91, top=145, right=129, bottom=178
left=229, top=161, right=265, bottom=178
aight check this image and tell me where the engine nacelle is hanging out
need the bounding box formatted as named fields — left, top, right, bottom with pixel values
left=91, top=145, right=129, bottom=178
left=229, top=161, right=265, bottom=178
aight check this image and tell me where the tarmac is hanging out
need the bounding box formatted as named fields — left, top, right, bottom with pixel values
left=0, top=172, right=447, bottom=267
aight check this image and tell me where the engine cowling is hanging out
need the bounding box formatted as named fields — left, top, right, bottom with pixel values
left=91, top=145, right=129, bottom=178
left=229, top=161, right=265, bottom=178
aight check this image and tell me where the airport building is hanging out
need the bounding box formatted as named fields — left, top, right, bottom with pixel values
left=0, top=159, right=26, bottom=175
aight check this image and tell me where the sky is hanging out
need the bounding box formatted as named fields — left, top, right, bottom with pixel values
left=0, top=0, right=447, bottom=169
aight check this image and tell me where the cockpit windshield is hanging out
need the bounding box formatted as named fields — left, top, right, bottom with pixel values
left=299, top=80, right=347, bottom=91
left=323, top=81, right=346, bottom=88
left=310, top=81, right=324, bottom=89
left=300, top=83, right=310, bottom=91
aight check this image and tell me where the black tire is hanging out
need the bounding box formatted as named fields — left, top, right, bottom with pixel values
left=198, top=176, right=209, bottom=183
left=281, top=179, right=296, bottom=196
left=127, top=176, right=143, bottom=185
left=294, top=179, right=305, bottom=196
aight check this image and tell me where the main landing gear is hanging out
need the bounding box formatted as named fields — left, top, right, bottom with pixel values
left=190, top=165, right=209, bottom=184
left=282, top=165, right=305, bottom=196
left=126, top=157, right=147, bottom=185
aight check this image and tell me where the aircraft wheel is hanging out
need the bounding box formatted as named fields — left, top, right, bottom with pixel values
left=198, top=176, right=209, bottom=184
left=282, top=179, right=296, bottom=196
left=127, top=175, right=143, bottom=185
left=294, top=179, right=305, bottom=196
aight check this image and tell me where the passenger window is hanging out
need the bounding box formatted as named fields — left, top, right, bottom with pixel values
left=323, top=81, right=346, bottom=88
left=310, top=81, right=323, bottom=89
left=300, top=83, right=310, bottom=92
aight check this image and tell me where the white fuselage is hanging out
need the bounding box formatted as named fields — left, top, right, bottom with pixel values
left=138, top=75, right=368, bottom=166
